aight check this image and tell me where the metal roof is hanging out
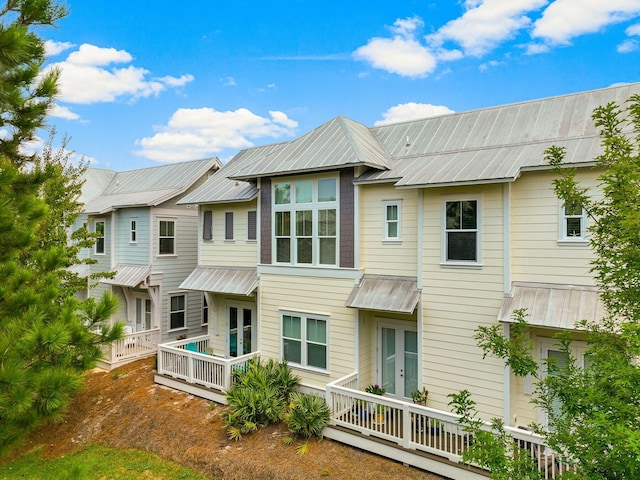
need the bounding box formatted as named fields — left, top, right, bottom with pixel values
left=180, top=266, right=258, bottom=295
left=230, top=116, right=390, bottom=180
left=67, top=263, right=89, bottom=278
left=101, top=264, right=151, bottom=288
left=359, top=83, right=640, bottom=187
left=178, top=143, right=286, bottom=205
left=83, top=158, right=221, bottom=214
left=345, top=274, right=420, bottom=314
left=498, top=282, right=606, bottom=330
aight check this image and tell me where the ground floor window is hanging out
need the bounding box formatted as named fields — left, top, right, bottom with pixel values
left=281, top=311, right=327, bottom=370
left=169, top=294, right=186, bottom=331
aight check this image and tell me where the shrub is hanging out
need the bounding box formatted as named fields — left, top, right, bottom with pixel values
left=285, top=392, right=331, bottom=439
left=223, top=357, right=300, bottom=439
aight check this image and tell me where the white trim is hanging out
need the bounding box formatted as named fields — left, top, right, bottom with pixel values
left=503, top=183, right=511, bottom=294
left=157, top=217, right=177, bottom=256
left=503, top=323, right=511, bottom=426
left=558, top=200, right=588, bottom=243
left=258, top=264, right=361, bottom=280
left=382, top=199, right=402, bottom=242
left=272, top=174, right=339, bottom=267
left=168, top=292, right=187, bottom=332
left=417, top=190, right=423, bottom=290
left=441, top=193, right=483, bottom=266
left=280, top=309, right=329, bottom=372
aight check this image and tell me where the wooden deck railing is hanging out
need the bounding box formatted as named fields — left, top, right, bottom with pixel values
left=157, top=336, right=258, bottom=391
left=326, top=372, right=574, bottom=479
left=101, top=328, right=160, bottom=364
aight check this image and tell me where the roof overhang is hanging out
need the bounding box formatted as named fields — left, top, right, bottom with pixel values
left=498, top=282, right=605, bottom=330
left=180, top=266, right=258, bottom=295
left=346, top=274, right=420, bottom=314
left=101, top=264, right=152, bottom=288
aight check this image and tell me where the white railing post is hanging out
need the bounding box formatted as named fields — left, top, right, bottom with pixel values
left=401, top=403, right=411, bottom=448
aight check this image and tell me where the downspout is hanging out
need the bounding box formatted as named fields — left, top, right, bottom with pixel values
left=417, top=189, right=424, bottom=386
left=256, top=178, right=262, bottom=353
left=353, top=172, right=360, bottom=375
left=503, top=182, right=512, bottom=426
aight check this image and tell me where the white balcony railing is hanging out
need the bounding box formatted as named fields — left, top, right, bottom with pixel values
left=326, top=372, right=575, bottom=479
left=101, top=328, right=160, bottom=365
left=157, top=335, right=258, bottom=391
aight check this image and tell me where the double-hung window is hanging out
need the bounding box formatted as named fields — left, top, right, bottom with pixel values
left=383, top=201, right=401, bottom=241
left=130, top=219, right=137, bottom=243
left=560, top=203, right=587, bottom=242
left=159, top=220, right=175, bottom=255
left=282, top=312, right=327, bottom=370
left=169, top=294, right=186, bottom=331
left=273, top=177, right=338, bottom=266
left=94, top=221, right=105, bottom=254
left=444, top=198, right=480, bottom=263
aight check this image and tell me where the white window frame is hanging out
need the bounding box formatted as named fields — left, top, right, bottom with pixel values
left=129, top=218, right=137, bottom=244
left=201, top=294, right=209, bottom=327
left=280, top=310, right=328, bottom=372
left=94, top=220, right=105, bottom=255
left=441, top=195, right=482, bottom=266
left=558, top=202, right=588, bottom=244
left=272, top=175, right=339, bottom=267
left=168, top=293, right=187, bottom=332
left=158, top=218, right=176, bottom=256
left=382, top=200, right=402, bottom=242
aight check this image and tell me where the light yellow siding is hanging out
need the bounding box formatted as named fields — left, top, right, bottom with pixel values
left=511, top=169, right=598, bottom=285
left=258, top=272, right=357, bottom=388
left=359, top=184, right=419, bottom=276
left=421, top=185, right=506, bottom=420
left=199, top=201, right=258, bottom=267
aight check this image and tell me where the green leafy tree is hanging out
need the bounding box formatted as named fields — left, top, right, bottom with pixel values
left=450, top=95, right=640, bottom=479
left=0, top=0, right=121, bottom=453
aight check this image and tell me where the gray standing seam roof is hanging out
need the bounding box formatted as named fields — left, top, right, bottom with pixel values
left=498, top=282, right=606, bottom=330
left=100, top=264, right=151, bottom=288
left=345, top=274, right=420, bottom=314
left=83, top=158, right=220, bottom=214
left=180, top=266, right=258, bottom=295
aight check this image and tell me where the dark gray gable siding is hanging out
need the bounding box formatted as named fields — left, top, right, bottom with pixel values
left=339, top=168, right=354, bottom=268
left=260, top=177, right=272, bottom=264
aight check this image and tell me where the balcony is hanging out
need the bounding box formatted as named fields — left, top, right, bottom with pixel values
left=98, top=328, right=160, bottom=370
left=154, top=335, right=259, bottom=403
left=325, top=372, right=574, bottom=480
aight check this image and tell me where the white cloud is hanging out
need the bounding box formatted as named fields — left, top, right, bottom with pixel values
left=524, top=42, right=551, bottom=54
left=532, top=0, right=640, bottom=44
left=479, top=59, right=506, bottom=71
left=43, top=43, right=193, bottom=104
left=221, top=76, right=237, bottom=87
left=354, top=18, right=437, bottom=78
left=627, top=23, right=640, bottom=35
left=48, top=104, right=80, bottom=120
left=44, top=40, right=75, bottom=56
left=374, top=102, right=455, bottom=126
left=618, top=38, right=639, bottom=52
left=428, top=0, right=548, bottom=56
left=134, top=107, right=298, bottom=162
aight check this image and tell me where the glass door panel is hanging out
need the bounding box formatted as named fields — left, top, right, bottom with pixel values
left=381, top=327, right=396, bottom=395
left=378, top=323, right=418, bottom=399
left=404, top=330, right=418, bottom=398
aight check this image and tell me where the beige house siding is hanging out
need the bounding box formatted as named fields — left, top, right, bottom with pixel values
left=359, top=184, right=419, bottom=276
left=420, top=184, right=506, bottom=420
left=258, top=272, right=357, bottom=388
left=511, top=169, right=598, bottom=286
left=199, top=201, right=258, bottom=267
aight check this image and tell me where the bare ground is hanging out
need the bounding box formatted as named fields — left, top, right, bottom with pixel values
left=7, top=358, right=446, bottom=480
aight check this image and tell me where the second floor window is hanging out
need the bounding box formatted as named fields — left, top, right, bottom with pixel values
left=560, top=203, right=587, bottom=241
left=383, top=201, right=401, bottom=241
left=273, top=177, right=338, bottom=266
left=169, top=294, right=186, bottom=330
left=444, top=199, right=480, bottom=263
left=247, top=210, right=257, bottom=241
left=225, top=212, right=234, bottom=240
left=130, top=220, right=137, bottom=243
left=159, top=220, right=175, bottom=255
left=95, top=221, right=105, bottom=254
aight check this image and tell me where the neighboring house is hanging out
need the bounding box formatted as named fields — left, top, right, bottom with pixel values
left=76, top=158, right=221, bottom=369
left=154, top=83, right=639, bottom=479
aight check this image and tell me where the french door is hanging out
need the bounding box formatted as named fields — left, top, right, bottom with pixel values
left=378, top=322, right=418, bottom=399
left=134, top=297, right=152, bottom=332
left=228, top=303, right=255, bottom=357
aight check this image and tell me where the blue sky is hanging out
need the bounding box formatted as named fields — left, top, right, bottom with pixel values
left=39, top=0, right=640, bottom=171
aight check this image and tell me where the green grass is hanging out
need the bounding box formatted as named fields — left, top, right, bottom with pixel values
left=0, top=444, right=207, bottom=480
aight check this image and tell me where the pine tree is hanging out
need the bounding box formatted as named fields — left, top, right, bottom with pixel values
left=0, top=1, right=120, bottom=452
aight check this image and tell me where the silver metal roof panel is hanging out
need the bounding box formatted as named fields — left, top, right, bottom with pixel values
left=101, top=264, right=151, bottom=288
left=180, top=266, right=258, bottom=295
left=345, top=274, right=420, bottom=314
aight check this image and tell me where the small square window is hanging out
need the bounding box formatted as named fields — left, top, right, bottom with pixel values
left=560, top=203, right=587, bottom=241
